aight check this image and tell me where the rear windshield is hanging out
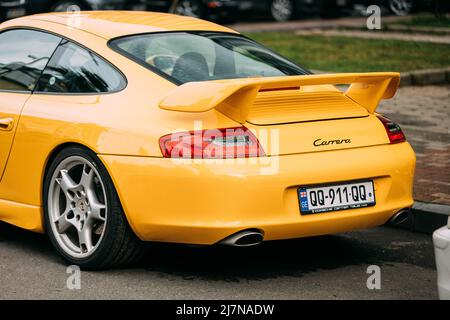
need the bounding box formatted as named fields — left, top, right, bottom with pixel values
left=109, top=32, right=309, bottom=85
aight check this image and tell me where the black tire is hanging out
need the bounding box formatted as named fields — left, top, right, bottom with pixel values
left=50, top=1, right=88, bottom=12
left=44, top=146, right=144, bottom=270
left=270, top=0, right=296, bottom=22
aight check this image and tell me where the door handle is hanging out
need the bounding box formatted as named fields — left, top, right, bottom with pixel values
left=0, top=117, right=14, bottom=131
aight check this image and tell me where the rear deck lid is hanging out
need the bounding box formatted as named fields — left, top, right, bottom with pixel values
left=247, top=87, right=368, bottom=125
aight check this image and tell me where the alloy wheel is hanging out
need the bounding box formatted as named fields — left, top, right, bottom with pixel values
left=174, top=0, right=201, bottom=18
left=271, top=0, right=294, bottom=22
left=47, top=156, right=107, bottom=259
left=389, top=0, right=414, bottom=16
left=52, top=2, right=82, bottom=12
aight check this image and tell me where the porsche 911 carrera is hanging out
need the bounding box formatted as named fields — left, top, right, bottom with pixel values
left=0, top=11, right=415, bottom=269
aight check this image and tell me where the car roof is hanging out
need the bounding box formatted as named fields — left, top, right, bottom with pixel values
left=6, top=11, right=238, bottom=39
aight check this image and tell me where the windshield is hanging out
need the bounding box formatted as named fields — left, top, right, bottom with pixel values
left=110, top=32, right=309, bottom=85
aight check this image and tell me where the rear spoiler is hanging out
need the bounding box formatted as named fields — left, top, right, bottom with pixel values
left=159, top=72, right=400, bottom=123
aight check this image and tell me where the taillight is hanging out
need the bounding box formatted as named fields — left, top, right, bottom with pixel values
left=159, top=127, right=265, bottom=159
left=377, top=115, right=406, bottom=144
left=207, top=1, right=221, bottom=8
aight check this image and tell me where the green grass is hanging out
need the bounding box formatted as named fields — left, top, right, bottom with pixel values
left=394, top=14, right=450, bottom=28
left=247, top=32, right=450, bottom=72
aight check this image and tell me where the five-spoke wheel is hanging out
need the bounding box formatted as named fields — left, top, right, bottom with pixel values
left=44, top=146, right=144, bottom=270
left=270, top=0, right=295, bottom=22
left=389, top=0, right=415, bottom=16
left=173, top=0, right=203, bottom=18
left=48, top=156, right=107, bottom=258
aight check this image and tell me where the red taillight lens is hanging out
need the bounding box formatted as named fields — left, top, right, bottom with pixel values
left=207, top=1, right=221, bottom=8
left=159, top=127, right=265, bottom=159
left=377, top=115, right=406, bottom=144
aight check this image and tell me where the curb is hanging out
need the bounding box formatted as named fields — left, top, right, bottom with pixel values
left=386, top=24, right=450, bottom=35
left=400, top=67, right=450, bottom=87
left=394, top=202, right=450, bottom=234
left=312, top=68, right=450, bottom=87
left=231, top=15, right=414, bottom=34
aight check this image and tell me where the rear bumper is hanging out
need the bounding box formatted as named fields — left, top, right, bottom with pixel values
left=100, top=142, right=415, bottom=245
left=434, top=225, right=450, bottom=300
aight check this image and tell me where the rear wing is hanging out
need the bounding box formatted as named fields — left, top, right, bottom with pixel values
left=159, top=72, right=400, bottom=123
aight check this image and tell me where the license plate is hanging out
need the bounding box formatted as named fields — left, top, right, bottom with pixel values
left=298, top=181, right=375, bottom=214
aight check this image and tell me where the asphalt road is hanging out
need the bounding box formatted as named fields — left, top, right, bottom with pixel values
left=0, top=222, right=438, bottom=300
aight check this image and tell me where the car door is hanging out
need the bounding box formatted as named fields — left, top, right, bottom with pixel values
left=0, top=28, right=61, bottom=180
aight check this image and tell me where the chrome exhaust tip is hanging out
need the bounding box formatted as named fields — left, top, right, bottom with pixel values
left=219, top=230, right=264, bottom=247
left=389, top=209, right=410, bottom=226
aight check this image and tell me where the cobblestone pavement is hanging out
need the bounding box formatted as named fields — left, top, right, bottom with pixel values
left=378, top=85, right=450, bottom=205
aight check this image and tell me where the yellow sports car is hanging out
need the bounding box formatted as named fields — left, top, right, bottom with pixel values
left=0, top=11, right=415, bottom=269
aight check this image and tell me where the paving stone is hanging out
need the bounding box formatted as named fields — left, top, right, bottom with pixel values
left=378, top=85, right=450, bottom=206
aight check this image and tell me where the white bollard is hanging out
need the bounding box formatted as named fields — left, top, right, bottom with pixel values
left=434, top=216, right=450, bottom=300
